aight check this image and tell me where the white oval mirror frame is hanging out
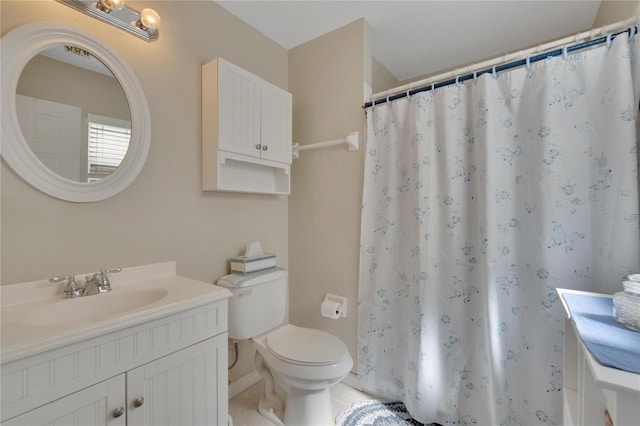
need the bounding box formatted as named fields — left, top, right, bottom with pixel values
left=1, top=22, right=151, bottom=202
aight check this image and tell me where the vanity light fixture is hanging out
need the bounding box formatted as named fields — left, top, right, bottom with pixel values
left=55, top=0, right=161, bottom=42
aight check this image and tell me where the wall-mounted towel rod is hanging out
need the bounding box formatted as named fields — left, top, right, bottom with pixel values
left=292, top=131, right=359, bottom=159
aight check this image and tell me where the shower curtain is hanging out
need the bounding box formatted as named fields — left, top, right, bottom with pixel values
left=359, top=32, right=640, bottom=424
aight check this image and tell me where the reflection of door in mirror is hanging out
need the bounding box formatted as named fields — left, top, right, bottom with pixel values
left=16, top=45, right=131, bottom=183
left=16, top=95, right=82, bottom=181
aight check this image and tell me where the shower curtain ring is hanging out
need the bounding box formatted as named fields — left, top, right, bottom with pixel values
left=606, top=33, right=613, bottom=48
left=492, top=66, right=498, bottom=79
left=386, top=96, right=391, bottom=105
left=525, top=56, right=531, bottom=70
left=629, top=25, right=638, bottom=42
left=473, top=71, right=478, bottom=83
left=431, top=83, right=435, bottom=93
left=455, top=76, right=460, bottom=86
left=562, top=46, right=569, bottom=60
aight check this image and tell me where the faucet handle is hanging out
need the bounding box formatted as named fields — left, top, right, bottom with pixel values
left=100, top=268, right=122, bottom=281
left=50, top=275, right=81, bottom=298
left=98, top=267, right=122, bottom=289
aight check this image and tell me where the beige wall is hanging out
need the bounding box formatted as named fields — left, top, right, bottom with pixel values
left=288, top=19, right=371, bottom=375
left=1, top=0, right=289, bottom=378
left=372, top=57, right=399, bottom=94
left=593, top=0, right=640, bottom=26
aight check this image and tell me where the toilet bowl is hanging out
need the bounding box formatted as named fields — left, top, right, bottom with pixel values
left=216, top=269, right=353, bottom=425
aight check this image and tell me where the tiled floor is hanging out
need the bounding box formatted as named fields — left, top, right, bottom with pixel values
left=228, top=380, right=374, bottom=425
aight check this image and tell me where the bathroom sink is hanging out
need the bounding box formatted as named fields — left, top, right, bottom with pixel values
left=1, top=262, right=232, bottom=364
left=19, top=288, right=168, bottom=326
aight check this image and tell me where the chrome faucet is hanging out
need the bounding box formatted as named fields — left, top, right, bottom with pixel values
left=50, top=268, right=121, bottom=298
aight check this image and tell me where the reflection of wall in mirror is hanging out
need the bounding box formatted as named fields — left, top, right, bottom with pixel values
left=16, top=54, right=130, bottom=182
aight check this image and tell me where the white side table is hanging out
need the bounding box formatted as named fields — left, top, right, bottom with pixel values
left=557, top=289, right=640, bottom=426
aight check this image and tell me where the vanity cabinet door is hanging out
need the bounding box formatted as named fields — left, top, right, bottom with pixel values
left=4, top=375, right=125, bottom=426
left=126, top=334, right=228, bottom=426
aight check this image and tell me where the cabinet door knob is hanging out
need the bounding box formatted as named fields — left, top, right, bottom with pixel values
left=112, top=406, right=125, bottom=418
left=132, top=396, right=145, bottom=408
left=255, top=144, right=262, bottom=150
left=262, top=145, right=269, bottom=151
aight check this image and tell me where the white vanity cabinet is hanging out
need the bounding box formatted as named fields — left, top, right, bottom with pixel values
left=4, top=335, right=226, bottom=426
left=1, top=262, right=231, bottom=426
left=202, top=57, right=292, bottom=194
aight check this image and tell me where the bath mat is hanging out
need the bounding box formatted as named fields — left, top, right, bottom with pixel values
left=336, top=400, right=436, bottom=426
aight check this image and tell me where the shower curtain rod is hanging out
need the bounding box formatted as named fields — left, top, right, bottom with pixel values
left=364, top=17, right=638, bottom=109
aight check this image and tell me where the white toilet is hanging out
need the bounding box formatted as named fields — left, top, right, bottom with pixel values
left=217, top=268, right=353, bottom=426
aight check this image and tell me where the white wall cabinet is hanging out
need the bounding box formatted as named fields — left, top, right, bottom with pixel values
left=202, top=57, right=292, bottom=194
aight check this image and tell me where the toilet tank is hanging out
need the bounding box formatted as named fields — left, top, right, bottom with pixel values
left=216, top=268, right=288, bottom=340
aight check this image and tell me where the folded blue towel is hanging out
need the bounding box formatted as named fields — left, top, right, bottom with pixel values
left=562, top=293, right=640, bottom=374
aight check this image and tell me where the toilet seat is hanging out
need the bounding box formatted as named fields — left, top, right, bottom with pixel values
left=267, top=324, right=348, bottom=366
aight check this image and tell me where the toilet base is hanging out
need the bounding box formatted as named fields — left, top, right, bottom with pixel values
left=283, top=386, right=332, bottom=426
left=257, top=383, right=333, bottom=426
left=258, top=397, right=285, bottom=425
left=254, top=350, right=334, bottom=426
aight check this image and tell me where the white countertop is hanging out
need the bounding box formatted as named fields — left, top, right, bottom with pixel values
left=1, top=262, right=231, bottom=363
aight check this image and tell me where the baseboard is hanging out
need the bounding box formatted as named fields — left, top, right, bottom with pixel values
left=229, top=370, right=262, bottom=398
left=341, top=372, right=363, bottom=391
left=230, top=370, right=361, bottom=398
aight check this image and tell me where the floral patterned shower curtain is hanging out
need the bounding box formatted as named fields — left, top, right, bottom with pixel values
left=359, top=32, right=639, bottom=424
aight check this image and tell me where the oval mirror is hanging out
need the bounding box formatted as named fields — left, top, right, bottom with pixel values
left=1, top=22, right=150, bottom=202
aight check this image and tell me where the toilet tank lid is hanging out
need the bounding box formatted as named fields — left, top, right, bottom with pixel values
left=216, top=267, right=287, bottom=288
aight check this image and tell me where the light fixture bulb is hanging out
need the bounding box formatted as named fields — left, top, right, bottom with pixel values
left=96, top=0, right=125, bottom=13
left=138, top=8, right=161, bottom=31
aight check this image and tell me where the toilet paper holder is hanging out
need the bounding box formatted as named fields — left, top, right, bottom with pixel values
left=322, top=293, right=347, bottom=318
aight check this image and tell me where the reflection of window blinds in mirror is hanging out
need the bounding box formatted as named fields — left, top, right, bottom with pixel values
left=87, top=113, right=131, bottom=182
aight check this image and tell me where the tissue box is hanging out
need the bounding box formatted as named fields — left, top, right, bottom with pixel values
left=230, top=253, right=276, bottom=275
